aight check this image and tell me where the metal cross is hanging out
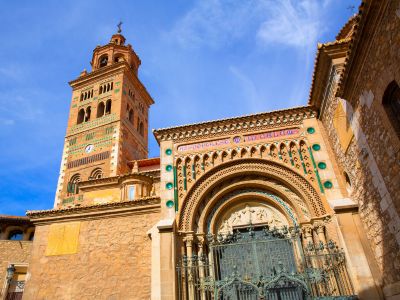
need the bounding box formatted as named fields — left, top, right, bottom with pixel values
left=117, top=21, right=123, bottom=33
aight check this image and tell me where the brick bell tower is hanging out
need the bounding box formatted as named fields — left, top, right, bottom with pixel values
left=54, top=25, right=154, bottom=208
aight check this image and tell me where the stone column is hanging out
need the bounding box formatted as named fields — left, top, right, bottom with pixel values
left=290, top=227, right=305, bottom=272
left=184, top=233, right=195, bottom=300
left=313, top=222, right=327, bottom=248
left=197, top=235, right=206, bottom=300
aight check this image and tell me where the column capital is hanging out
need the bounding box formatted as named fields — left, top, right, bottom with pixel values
left=301, top=224, right=313, bottom=237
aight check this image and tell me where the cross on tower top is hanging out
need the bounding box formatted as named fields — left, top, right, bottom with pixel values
left=117, top=21, right=123, bottom=33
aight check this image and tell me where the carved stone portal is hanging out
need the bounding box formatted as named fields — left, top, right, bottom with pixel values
left=217, top=203, right=288, bottom=234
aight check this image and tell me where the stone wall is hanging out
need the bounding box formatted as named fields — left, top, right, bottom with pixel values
left=23, top=210, right=160, bottom=300
left=0, top=240, right=32, bottom=290
left=320, top=0, right=400, bottom=294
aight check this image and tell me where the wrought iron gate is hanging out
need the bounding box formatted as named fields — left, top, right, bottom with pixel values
left=177, top=226, right=356, bottom=300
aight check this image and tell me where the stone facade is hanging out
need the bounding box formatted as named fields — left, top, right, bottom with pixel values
left=310, top=0, right=400, bottom=298
left=0, top=216, right=34, bottom=299
left=0, top=241, right=32, bottom=296
left=23, top=201, right=160, bottom=300
left=2, top=1, right=399, bottom=299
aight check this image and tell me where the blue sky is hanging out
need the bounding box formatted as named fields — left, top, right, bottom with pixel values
left=0, top=0, right=358, bottom=216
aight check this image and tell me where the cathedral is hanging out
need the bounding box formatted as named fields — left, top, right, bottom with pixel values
left=1, top=0, right=400, bottom=299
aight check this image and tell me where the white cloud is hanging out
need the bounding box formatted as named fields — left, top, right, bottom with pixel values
left=256, top=0, right=323, bottom=48
left=169, top=0, right=330, bottom=50
left=168, top=0, right=330, bottom=48
left=170, top=0, right=260, bottom=49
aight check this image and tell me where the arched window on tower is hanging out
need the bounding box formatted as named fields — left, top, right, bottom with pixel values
left=97, top=102, right=105, bottom=118
left=139, top=121, right=144, bottom=136
left=67, top=174, right=81, bottom=195
left=89, top=168, right=103, bottom=180
left=114, top=54, right=124, bottom=63
left=77, top=109, right=85, bottom=124
left=105, top=99, right=112, bottom=114
left=99, top=55, right=108, bottom=68
left=85, top=106, right=91, bottom=122
left=128, top=109, right=134, bottom=123
left=383, top=81, right=400, bottom=137
left=107, top=83, right=110, bottom=92
left=99, top=85, right=103, bottom=95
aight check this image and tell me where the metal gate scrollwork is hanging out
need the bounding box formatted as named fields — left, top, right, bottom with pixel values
left=177, top=226, right=356, bottom=300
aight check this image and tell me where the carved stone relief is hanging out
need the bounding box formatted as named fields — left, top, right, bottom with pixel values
left=217, top=203, right=288, bottom=234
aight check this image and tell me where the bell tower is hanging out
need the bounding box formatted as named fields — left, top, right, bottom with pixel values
left=54, top=25, right=154, bottom=208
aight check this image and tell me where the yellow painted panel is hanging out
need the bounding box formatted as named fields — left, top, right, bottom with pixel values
left=84, top=188, right=120, bottom=204
left=333, top=102, right=354, bottom=152
left=45, top=222, right=80, bottom=256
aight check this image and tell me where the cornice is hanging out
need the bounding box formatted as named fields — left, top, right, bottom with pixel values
left=153, top=106, right=317, bottom=143
left=308, top=38, right=350, bottom=107
left=336, top=15, right=358, bottom=40
left=78, top=172, right=155, bottom=190
left=139, top=169, right=160, bottom=179
left=68, top=62, right=154, bottom=106
left=27, top=196, right=161, bottom=224
left=69, top=62, right=126, bottom=88
left=0, top=215, right=32, bottom=226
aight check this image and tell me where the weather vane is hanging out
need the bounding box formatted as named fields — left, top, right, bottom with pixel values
left=117, top=21, right=123, bottom=33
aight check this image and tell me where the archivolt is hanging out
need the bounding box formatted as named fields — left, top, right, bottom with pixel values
left=178, top=158, right=328, bottom=231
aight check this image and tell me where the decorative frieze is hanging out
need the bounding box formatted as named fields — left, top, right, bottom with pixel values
left=153, top=107, right=317, bottom=143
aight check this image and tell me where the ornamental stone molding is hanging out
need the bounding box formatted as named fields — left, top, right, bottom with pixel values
left=178, top=158, right=329, bottom=231
left=27, top=196, right=161, bottom=223
left=153, top=106, right=317, bottom=143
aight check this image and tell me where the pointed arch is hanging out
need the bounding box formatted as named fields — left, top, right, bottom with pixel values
left=240, top=148, right=247, bottom=158
left=270, top=144, right=278, bottom=159
left=280, top=143, right=290, bottom=164
left=231, top=149, right=238, bottom=160
left=250, top=146, right=257, bottom=157
left=260, top=145, right=267, bottom=158
left=289, top=142, right=302, bottom=171
left=221, top=151, right=229, bottom=162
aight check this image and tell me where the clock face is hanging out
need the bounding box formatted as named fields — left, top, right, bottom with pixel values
left=85, top=144, right=94, bottom=154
